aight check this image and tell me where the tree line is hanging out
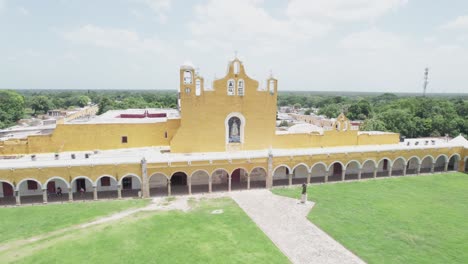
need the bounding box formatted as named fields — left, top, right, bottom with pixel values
left=0, top=89, right=466, bottom=138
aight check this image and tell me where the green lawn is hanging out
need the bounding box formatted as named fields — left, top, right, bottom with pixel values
left=0, top=199, right=148, bottom=243
left=5, top=198, right=289, bottom=264
left=272, top=172, right=468, bottom=264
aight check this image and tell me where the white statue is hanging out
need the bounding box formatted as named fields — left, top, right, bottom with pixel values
left=231, top=120, right=239, bottom=137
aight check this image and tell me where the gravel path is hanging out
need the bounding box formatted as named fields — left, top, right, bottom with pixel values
left=230, top=189, right=365, bottom=264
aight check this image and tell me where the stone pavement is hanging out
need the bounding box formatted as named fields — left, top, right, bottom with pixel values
left=230, top=189, right=365, bottom=264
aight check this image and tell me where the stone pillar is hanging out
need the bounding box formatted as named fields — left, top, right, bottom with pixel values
left=42, top=189, right=48, bottom=204
left=373, top=168, right=377, bottom=178
left=266, top=149, right=273, bottom=189
left=228, top=175, right=232, bottom=192
left=93, top=186, right=97, bottom=200
left=324, top=170, right=329, bottom=183
left=341, top=170, right=345, bottom=181
left=208, top=176, right=212, bottom=193
left=357, top=169, right=362, bottom=180
left=15, top=190, right=21, bottom=206
left=141, top=158, right=150, bottom=198
left=307, top=172, right=311, bottom=184
left=430, top=162, right=435, bottom=173
left=68, top=188, right=73, bottom=201
left=417, top=163, right=421, bottom=175
left=247, top=175, right=251, bottom=190
left=188, top=176, right=192, bottom=195
left=288, top=173, right=293, bottom=186
left=444, top=161, right=449, bottom=172
left=117, top=185, right=122, bottom=199
left=167, top=179, right=171, bottom=196
left=389, top=166, right=393, bottom=177
left=403, top=166, right=407, bottom=176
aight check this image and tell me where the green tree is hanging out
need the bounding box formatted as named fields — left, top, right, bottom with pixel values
left=0, top=90, right=25, bottom=128
left=98, top=97, right=114, bottom=115
left=75, top=96, right=90, bottom=107
left=31, top=96, right=53, bottom=115
left=361, top=118, right=387, bottom=132
left=318, top=104, right=341, bottom=118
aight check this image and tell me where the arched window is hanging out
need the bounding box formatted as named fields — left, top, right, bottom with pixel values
left=183, top=71, right=192, bottom=84
left=227, top=79, right=235, bottom=96
left=269, top=80, right=275, bottom=94
left=195, top=79, right=201, bottom=96
left=234, top=61, right=240, bottom=75
left=228, top=117, right=241, bottom=143
left=237, top=79, right=244, bottom=96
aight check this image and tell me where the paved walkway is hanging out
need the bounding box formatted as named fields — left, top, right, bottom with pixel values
left=230, top=190, right=365, bottom=264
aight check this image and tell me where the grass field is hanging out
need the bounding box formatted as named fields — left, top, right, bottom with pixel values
left=2, top=198, right=289, bottom=264
left=0, top=199, right=149, bottom=243
left=272, top=172, right=468, bottom=264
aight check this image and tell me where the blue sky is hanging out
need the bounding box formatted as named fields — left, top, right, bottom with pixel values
left=1, top=0, right=467, bottom=93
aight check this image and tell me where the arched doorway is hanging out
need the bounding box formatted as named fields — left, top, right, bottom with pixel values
left=211, top=169, right=229, bottom=192
left=328, top=162, right=344, bottom=182
left=120, top=174, right=141, bottom=198
left=392, top=158, right=406, bottom=176
left=406, top=157, right=420, bottom=175
left=310, top=163, right=326, bottom=183
left=44, top=177, right=70, bottom=202
left=71, top=177, right=94, bottom=200
left=448, top=154, right=460, bottom=171
left=0, top=181, right=16, bottom=205
left=170, top=172, right=188, bottom=195
left=361, top=160, right=376, bottom=179
left=420, top=156, right=433, bottom=173
left=434, top=155, right=447, bottom=172
left=191, top=170, right=210, bottom=194
left=377, top=158, right=391, bottom=177
left=95, top=176, right=118, bottom=199
left=231, top=168, right=248, bottom=190
left=345, top=161, right=361, bottom=180
left=465, top=157, right=468, bottom=172
left=249, top=167, right=267, bottom=189
left=17, top=179, right=43, bottom=204
left=149, top=173, right=168, bottom=197
left=292, top=164, right=309, bottom=185
left=273, top=165, right=290, bottom=186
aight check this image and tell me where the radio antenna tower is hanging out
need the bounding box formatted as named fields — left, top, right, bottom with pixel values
left=423, top=67, right=429, bottom=97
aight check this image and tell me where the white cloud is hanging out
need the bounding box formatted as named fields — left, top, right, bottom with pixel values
left=64, top=24, right=164, bottom=53
left=439, top=15, right=468, bottom=30
left=340, top=28, right=404, bottom=52
left=141, top=0, right=171, bottom=23
left=287, top=0, right=408, bottom=21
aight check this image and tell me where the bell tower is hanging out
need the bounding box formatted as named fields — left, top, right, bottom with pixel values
left=179, top=61, right=196, bottom=113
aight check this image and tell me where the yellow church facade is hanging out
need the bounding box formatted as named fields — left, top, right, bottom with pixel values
left=0, top=58, right=466, bottom=205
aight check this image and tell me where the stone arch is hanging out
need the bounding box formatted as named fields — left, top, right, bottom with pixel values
left=231, top=168, right=249, bottom=190
left=211, top=168, right=230, bottom=192
left=170, top=171, right=188, bottom=195
left=434, top=155, right=448, bottom=172
left=328, top=161, right=345, bottom=182
left=44, top=176, right=70, bottom=189
left=249, top=167, right=267, bottom=189
left=190, top=170, right=210, bottom=194
left=448, top=154, right=461, bottom=171
left=345, top=160, right=361, bottom=180
left=119, top=174, right=142, bottom=198
left=70, top=176, right=94, bottom=200
left=0, top=180, right=15, bottom=205
left=292, top=163, right=309, bottom=185
left=406, top=156, right=420, bottom=175
left=464, top=156, right=468, bottom=173
left=377, top=158, right=392, bottom=177
left=361, top=160, right=376, bottom=178
left=273, top=165, right=291, bottom=186
left=310, top=162, right=327, bottom=183
left=16, top=178, right=43, bottom=205
left=420, top=155, right=434, bottom=173
left=225, top=112, right=246, bottom=144
left=43, top=176, right=70, bottom=202
left=95, top=175, right=119, bottom=199
left=392, top=157, right=406, bottom=176
left=149, top=172, right=169, bottom=197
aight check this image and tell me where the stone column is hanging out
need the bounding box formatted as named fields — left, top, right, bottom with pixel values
left=341, top=170, right=345, bottom=181
left=444, top=161, right=449, bottom=172
left=68, top=188, right=73, bottom=201
left=247, top=174, right=251, bottom=190
left=417, top=163, right=421, bottom=175
left=373, top=168, right=377, bottom=178
left=403, top=166, right=407, bottom=176
left=430, top=162, right=435, bottom=173
left=228, top=175, right=232, bottom=192
left=288, top=173, right=293, bottom=186
left=307, top=172, right=311, bottom=184
left=188, top=176, right=192, bottom=195
left=389, top=165, right=393, bottom=177
left=42, top=189, right=48, bottom=204
left=266, top=150, right=273, bottom=189
left=324, top=170, right=329, bottom=183
left=93, top=186, right=97, bottom=200
left=15, top=190, right=21, bottom=206
left=117, top=185, right=122, bottom=199
left=357, top=168, right=362, bottom=180
left=208, top=176, right=212, bottom=193
left=167, top=179, right=171, bottom=196
left=141, top=158, right=150, bottom=198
